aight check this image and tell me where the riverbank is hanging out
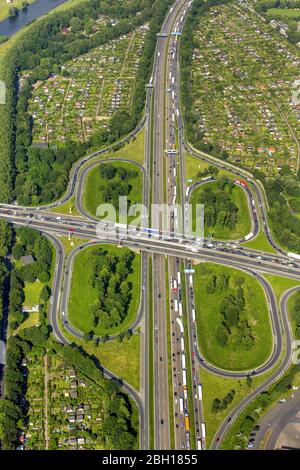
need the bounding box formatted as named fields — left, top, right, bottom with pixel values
left=0, top=0, right=82, bottom=39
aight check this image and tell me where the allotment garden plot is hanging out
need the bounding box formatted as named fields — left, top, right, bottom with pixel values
left=29, top=26, right=147, bottom=144
left=191, top=2, right=300, bottom=175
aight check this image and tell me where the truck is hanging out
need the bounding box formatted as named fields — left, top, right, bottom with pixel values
left=178, top=302, right=183, bottom=316
left=174, top=299, right=179, bottom=313
left=181, top=353, right=186, bottom=370
left=173, top=279, right=178, bottom=292
left=244, top=232, right=254, bottom=241
left=287, top=252, right=300, bottom=261
left=189, top=274, right=193, bottom=286
left=177, top=271, right=181, bottom=284
left=184, top=413, right=190, bottom=433
left=201, top=422, right=206, bottom=440
left=197, top=384, right=203, bottom=401
left=182, top=369, right=187, bottom=387
left=180, top=337, right=185, bottom=351
left=179, top=397, right=184, bottom=414
left=185, top=187, right=190, bottom=197
left=176, top=317, right=184, bottom=334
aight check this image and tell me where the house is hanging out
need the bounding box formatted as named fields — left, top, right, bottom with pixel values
left=68, top=370, right=76, bottom=379
left=77, top=437, right=85, bottom=445
left=70, top=390, right=78, bottom=399
left=70, top=381, right=77, bottom=389
left=22, top=304, right=41, bottom=313
left=21, top=255, right=35, bottom=266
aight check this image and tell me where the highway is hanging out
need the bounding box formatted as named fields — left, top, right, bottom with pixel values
left=252, top=387, right=300, bottom=450
left=210, top=285, right=300, bottom=449
left=1, top=0, right=300, bottom=452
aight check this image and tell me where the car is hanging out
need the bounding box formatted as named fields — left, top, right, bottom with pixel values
left=161, top=419, right=164, bottom=425
left=247, top=444, right=254, bottom=449
left=249, top=438, right=255, bottom=443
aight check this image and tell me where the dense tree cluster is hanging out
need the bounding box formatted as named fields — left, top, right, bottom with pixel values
left=197, top=178, right=239, bottom=231
left=232, top=362, right=300, bottom=448
left=0, top=336, right=27, bottom=449
left=197, top=165, right=219, bottom=178
left=9, top=228, right=52, bottom=330
left=0, top=0, right=173, bottom=205
left=89, top=248, right=135, bottom=329
left=1, top=326, right=138, bottom=449
left=99, top=164, right=138, bottom=208
left=206, top=274, right=255, bottom=349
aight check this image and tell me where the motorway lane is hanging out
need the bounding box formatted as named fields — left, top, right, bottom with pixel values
left=1, top=211, right=300, bottom=279
left=183, top=142, right=283, bottom=254
left=75, top=158, right=146, bottom=222
left=211, top=285, right=300, bottom=449
left=152, top=0, right=194, bottom=449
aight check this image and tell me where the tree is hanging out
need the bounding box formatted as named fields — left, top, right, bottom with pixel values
left=246, top=375, right=252, bottom=388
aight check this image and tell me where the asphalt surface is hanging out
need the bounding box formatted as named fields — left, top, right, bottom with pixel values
left=1, top=0, right=300, bottom=452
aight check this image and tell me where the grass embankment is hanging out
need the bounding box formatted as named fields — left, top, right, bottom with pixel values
left=190, top=180, right=251, bottom=240
left=83, top=161, right=143, bottom=221
left=194, top=263, right=272, bottom=371
left=68, top=245, right=140, bottom=336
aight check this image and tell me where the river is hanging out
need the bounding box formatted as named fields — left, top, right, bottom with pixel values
left=0, top=0, right=69, bottom=37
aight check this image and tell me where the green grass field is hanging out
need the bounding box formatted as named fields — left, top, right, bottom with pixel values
left=0, top=0, right=37, bottom=22
left=68, top=244, right=141, bottom=335
left=107, top=129, right=145, bottom=164
left=190, top=180, right=251, bottom=240
left=194, top=263, right=272, bottom=370
left=24, top=280, right=43, bottom=306
left=241, top=229, right=277, bottom=254
left=83, top=161, right=143, bottom=222
left=57, top=318, right=140, bottom=390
